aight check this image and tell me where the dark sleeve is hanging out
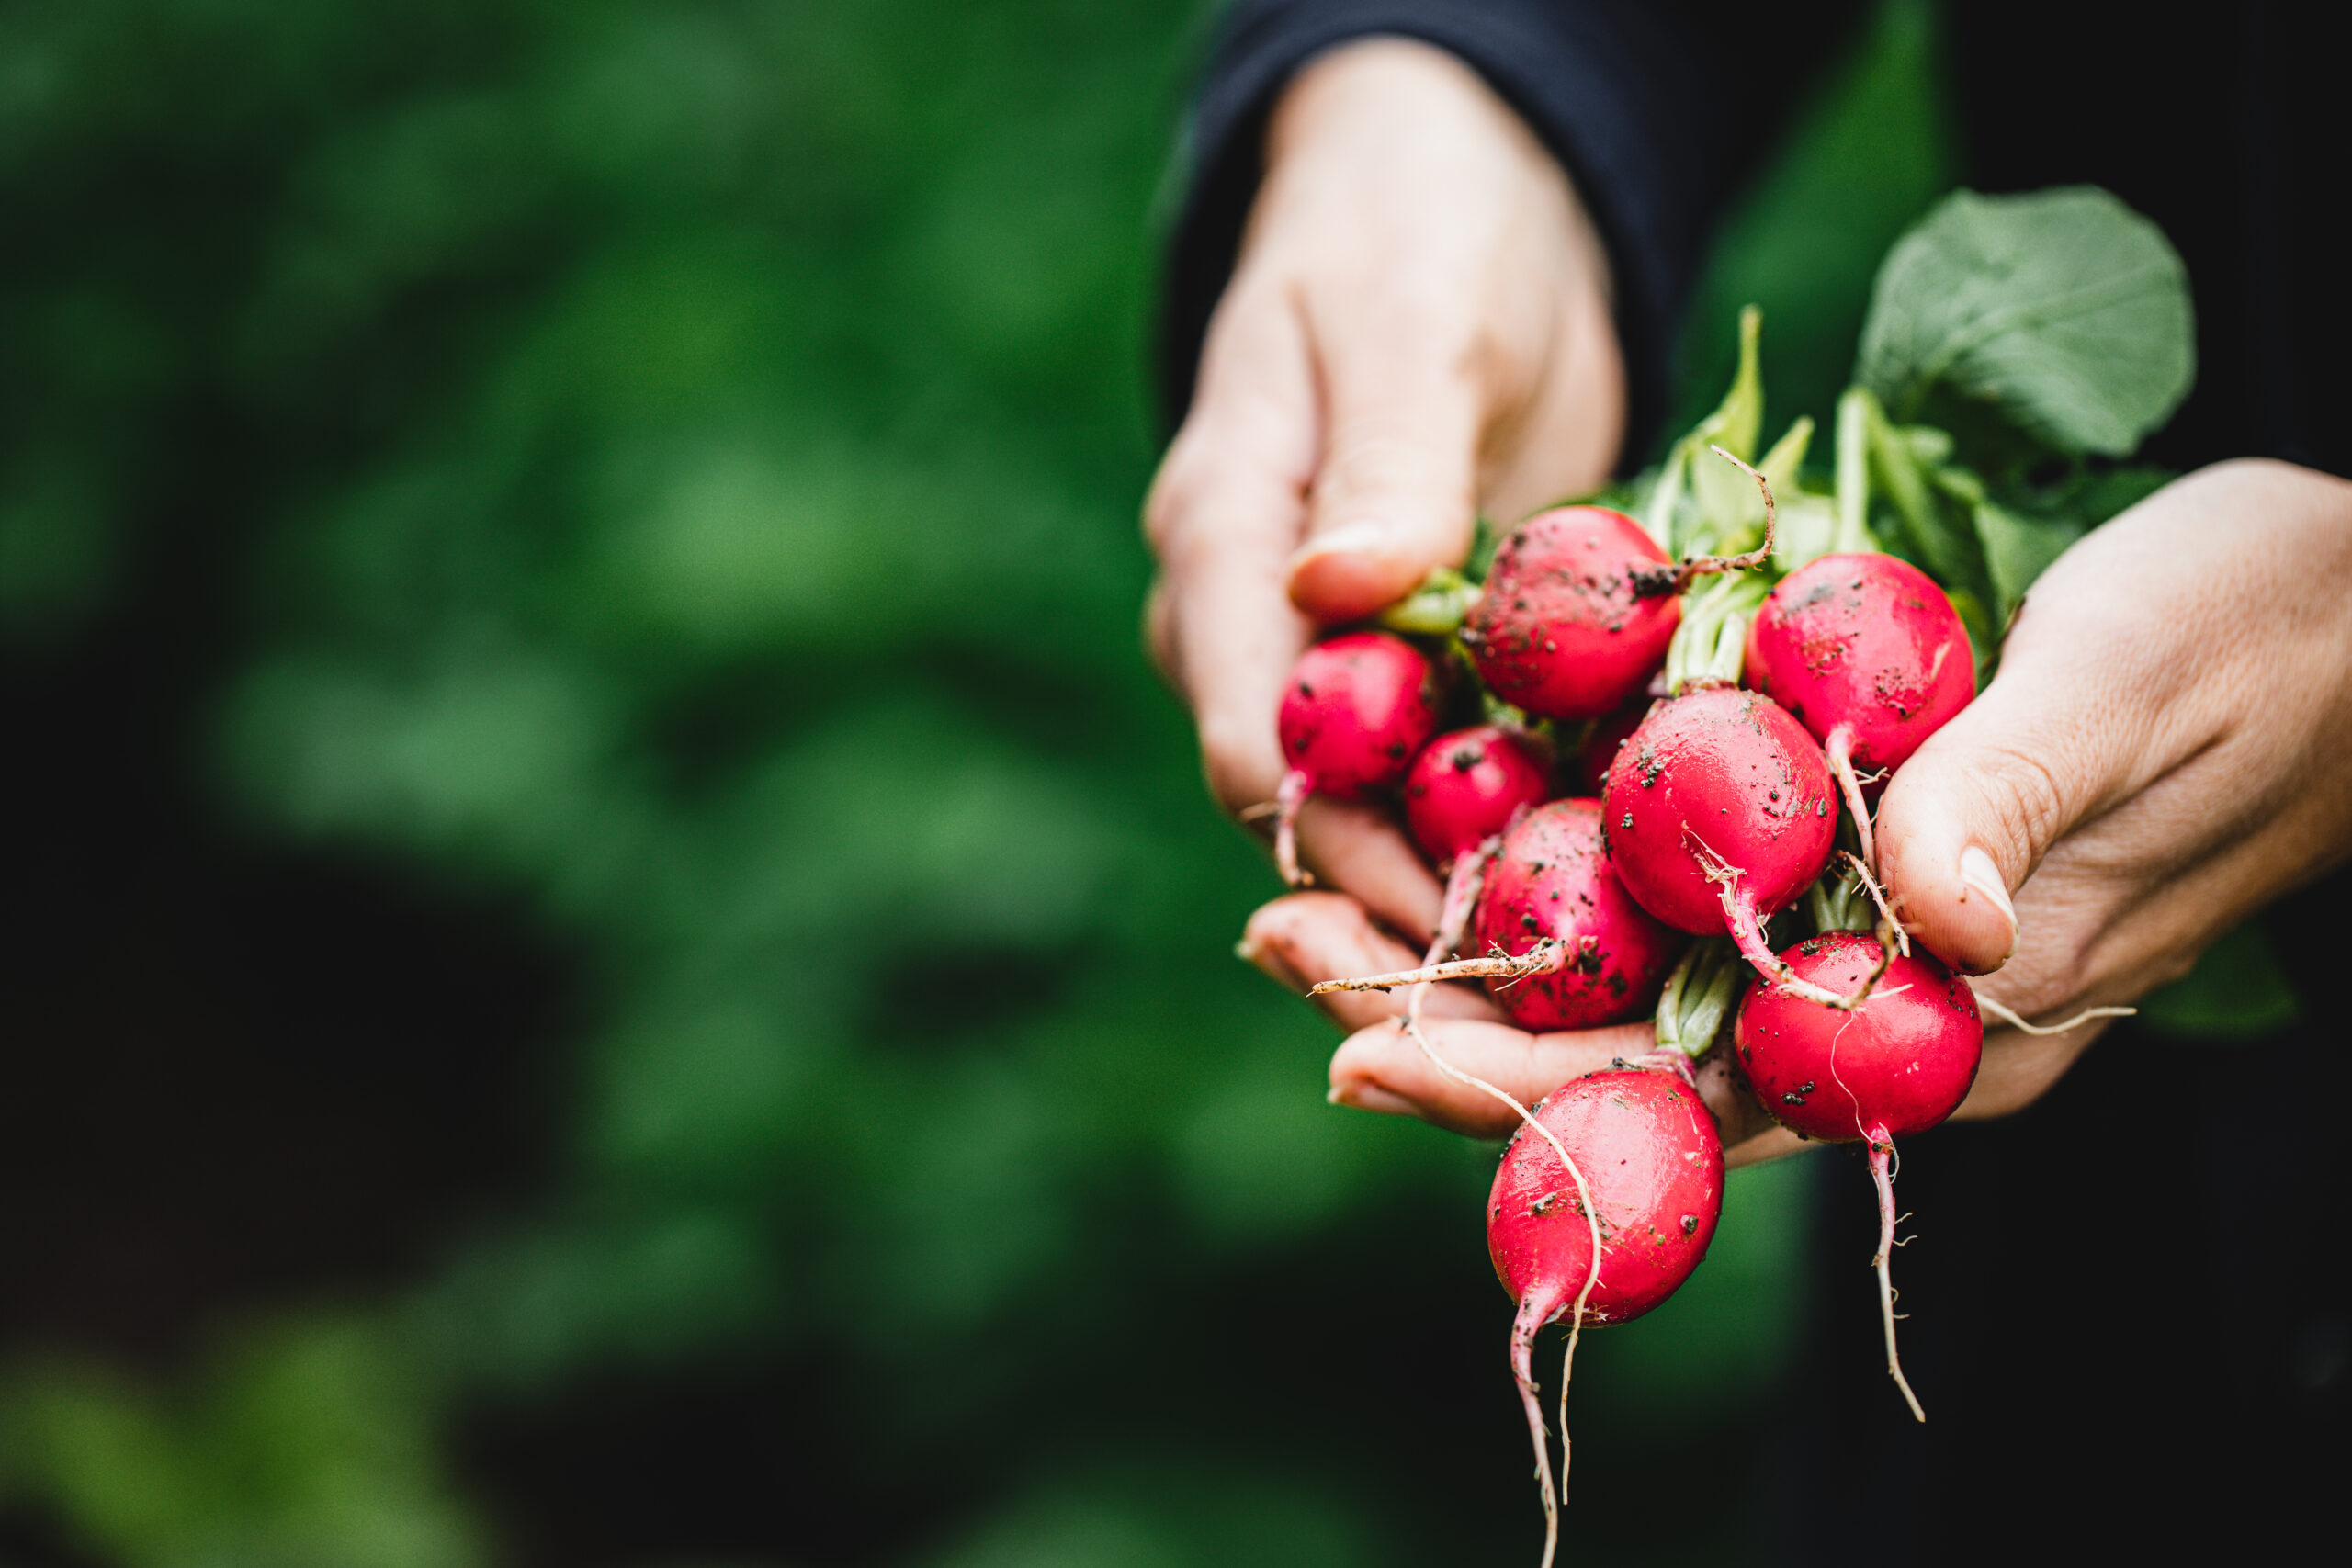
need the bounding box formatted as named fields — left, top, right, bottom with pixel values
left=1158, top=0, right=1865, bottom=462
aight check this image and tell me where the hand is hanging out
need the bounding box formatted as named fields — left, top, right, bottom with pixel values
left=1238, top=892, right=1792, bottom=1160
left=1874, top=457, right=2352, bottom=1116
left=1144, top=38, right=1624, bottom=942
left=1250, top=459, right=2352, bottom=1165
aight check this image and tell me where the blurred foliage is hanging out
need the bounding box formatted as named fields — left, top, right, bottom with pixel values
left=2136, top=919, right=2304, bottom=1042
left=1671, top=0, right=1954, bottom=448
left=0, top=2, right=1948, bottom=1563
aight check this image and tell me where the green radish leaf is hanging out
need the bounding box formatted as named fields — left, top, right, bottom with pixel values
left=1974, top=464, right=2175, bottom=622
left=1769, top=491, right=1838, bottom=573
left=1971, top=501, right=2082, bottom=626
left=1757, top=414, right=1814, bottom=497
left=1685, top=305, right=1766, bottom=536
left=1648, top=305, right=1767, bottom=556
left=2041, top=464, right=2174, bottom=525
left=1863, top=414, right=1989, bottom=604
left=1464, top=516, right=1504, bottom=582
left=1577, top=479, right=1650, bottom=525
left=1942, top=584, right=1996, bottom=685
left=1856, top=186, right=2194, bottom=457
left=1375, top=566, right=1476, bottom=636
left=2136, top=919, right=2302, bottom=1042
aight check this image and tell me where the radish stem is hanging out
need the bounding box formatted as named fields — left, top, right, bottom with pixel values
left=1692, top=834, right=1891, bottom=1010
left=1824, top=726, right=1877, bottom=876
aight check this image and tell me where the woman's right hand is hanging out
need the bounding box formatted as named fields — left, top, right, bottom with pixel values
left=1143, top=37, right=1628, bottom=943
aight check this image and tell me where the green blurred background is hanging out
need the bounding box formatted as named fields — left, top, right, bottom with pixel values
left=0, top=2, right=1953, bottom=1562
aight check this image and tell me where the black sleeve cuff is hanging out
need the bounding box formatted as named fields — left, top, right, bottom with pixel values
left=1158, top=0, right=1805, bottom=463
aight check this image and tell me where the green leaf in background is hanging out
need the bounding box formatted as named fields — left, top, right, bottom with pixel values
left=0, top=1320, right=483, bottom=1568
left=2136, top=919, right=2303, bottom=1042
left=1671, top=0, right=1956, bottom=445
left=1974, top=465, right=2173, bottom=624
left=0, top=1, right=1959, bottom=1561
left=1856, top=186, right=2194, bottom=456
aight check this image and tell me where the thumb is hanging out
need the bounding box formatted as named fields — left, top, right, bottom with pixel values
left=1286, top=350, right=1481, bottom=622
left=1874, top=657, right=2143, bottom=976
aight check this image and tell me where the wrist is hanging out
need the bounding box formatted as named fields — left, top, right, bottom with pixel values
left=1252, top=38, right=1625, bottom=496
left=1263, top=38, right=1614, bottom=310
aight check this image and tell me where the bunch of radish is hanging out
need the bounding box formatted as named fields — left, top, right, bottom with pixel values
left=1227, top=185, right=2199, bottom=1560
left=1253, top=297, right=2151, bottom=1566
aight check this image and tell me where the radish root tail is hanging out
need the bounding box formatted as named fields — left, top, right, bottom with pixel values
left=1510, top=1294, right=1561, bottom=1568
left=1553, top=1156, right=1600, bottom=1508
left=1632, top=446, right=1779, bottom=597
left=1868, top=1131, right=1927, bottom=1423
left=1841, top=850, right=1909, bottom=958
left=1408, top=833, right=1503, bottom=1028
left=1272, top=769, right=1312, bottom=887
left=1395, top=1001, right=1599, bottom=1551
left=1977, top=997, right=2137, bottom=1036
left=1310, top=936, right=1587, bottom=996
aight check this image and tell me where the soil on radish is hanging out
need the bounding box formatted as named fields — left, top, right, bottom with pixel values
left=1403, top=724, right=1553, bottom=869
left=1600, top=685, right=1837, bottom=937
left=1744, top=552, right=1973, bottom=781
left=1470, top=800, right=1680, bottom=1031
left=1462, top=508, right=1679, bottom=723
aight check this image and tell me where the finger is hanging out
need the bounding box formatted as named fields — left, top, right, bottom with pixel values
left=1690, top=1043, right=1801, bottom=1164
left=1285, top=305, right=1483, bottom=621
left=1327, top=1014, right=1654, bottom=1138
left=1724, top=1127, right=1810, bottom=1168
left=1292, top=798, right=1445, bottom=945
left=1874, top=624, right=2170, bottom=976
left=1238, top=891, right=1505, bottom=1032
left=1948, top=1016, right=2116, bottom=1122
left=1144, top=286, right=1319, bottom=814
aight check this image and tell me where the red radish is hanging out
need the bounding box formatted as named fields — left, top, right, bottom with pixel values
left=1461, top=507, right=1680, bottom=722
left=1469, top=800, right=1681, bottom=1030
left=1733, top=931, right=1984, bottom=1421
left=1400, top=725, right=1555, bottom=1022
left=1488, top=1063, right=1724, bottom=1565
left=1404, top=725, right=1552, bottom=870
left=1744, top=553, right=1973, bottom=870
left=1572, top=698, right=1652, bottom=796
left=1600, top=686, right=1838, bottom=987
left=1271, top=631, right=1440, bottom=886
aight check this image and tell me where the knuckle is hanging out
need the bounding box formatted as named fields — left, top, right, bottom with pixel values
left=1199, top=720, right=1272, bottom=815
left=1979, top=740, right=2075, bottom=872
left=1141, top=444, right=1198, bottom=554
left=1141, top=582, right=1177, bottom=684
left=1312, top=428, right=1474, bottom=531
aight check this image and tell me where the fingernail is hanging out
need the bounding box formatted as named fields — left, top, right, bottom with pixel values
left=1329, top=1080, right=1419, bottom=1117
left=1292, top=520, right=1389, bottom=565
left=1957, top=845, right=2018, bottom=937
